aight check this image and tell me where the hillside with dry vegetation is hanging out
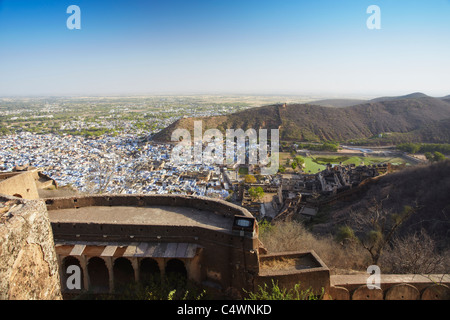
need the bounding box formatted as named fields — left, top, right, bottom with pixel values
left=312, top=160, right=450, bottom=248
left=153, top=96, right=450, bottom=144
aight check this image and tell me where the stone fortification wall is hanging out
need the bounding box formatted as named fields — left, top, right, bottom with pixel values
left=47, top=194, right=259, bottom=295
left=45, top=194, right=254, bottom=219
left=256, top=251, right=331, bottom=296
left=0, top=195, right=61, bottom=300
left=330, top=274, right=450, bottom=300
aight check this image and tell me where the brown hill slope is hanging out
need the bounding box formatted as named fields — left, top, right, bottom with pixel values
left=152, top=104, right=283, bottom=142
left=389, top=118, right=450, bottom=144
left=312, top=160, right=450, bottom=251
left=152, top=96, right=450, bottom=143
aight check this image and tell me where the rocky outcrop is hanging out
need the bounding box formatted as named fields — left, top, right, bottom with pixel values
left=0, top=195, right=61, bottom=300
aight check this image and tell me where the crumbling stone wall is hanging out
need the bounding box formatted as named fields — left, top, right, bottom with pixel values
left=0, top=195, right=61, bottom=300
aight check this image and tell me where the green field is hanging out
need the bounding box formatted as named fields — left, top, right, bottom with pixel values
left=311, top=155, right=410, bottom=168
left=303, top=157, right=327, bottom=173
left=279, top=152, right=411, bottom=173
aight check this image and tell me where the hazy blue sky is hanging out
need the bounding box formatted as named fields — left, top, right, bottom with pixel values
left=0, top=0, right=449, bottom=97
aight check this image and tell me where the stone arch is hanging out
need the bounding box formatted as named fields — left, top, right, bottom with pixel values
left=165, top=259, right=187, bottom=284
left=61, top=256, right=84, bottom=291
left=87, top=257, right=109, bottom=292
left=113, top=257, right=135, bottom=290
left=140, top=258, right=161, bottom=284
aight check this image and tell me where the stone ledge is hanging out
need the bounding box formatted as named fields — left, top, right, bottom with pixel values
left=330, top=274, right=450, bottom=300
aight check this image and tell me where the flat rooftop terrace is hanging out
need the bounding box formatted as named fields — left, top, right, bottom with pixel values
left=48, top=205, right=234, bottom=231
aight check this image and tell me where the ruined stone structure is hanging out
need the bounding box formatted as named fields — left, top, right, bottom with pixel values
left=0, top=168, right=57, bottom=200
left=0, top=171, right=40, bottom=200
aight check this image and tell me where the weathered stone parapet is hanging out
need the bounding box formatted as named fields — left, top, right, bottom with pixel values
left=255, top=250, right=331, bottom=296
left=0, top=194, right=62, bottom=300
left=44, top=194, right=254, bottom=219
left=330, top=274, right=450, bottom=300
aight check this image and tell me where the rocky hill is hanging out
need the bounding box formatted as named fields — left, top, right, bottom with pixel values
left=152, top=94, right=450, bottom=143
left=370, top=92, right=431, bottom=103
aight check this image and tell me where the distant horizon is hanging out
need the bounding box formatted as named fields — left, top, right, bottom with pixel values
left=0, top=90, right=448, bottom=100
left=1, top=1, right=450, bottom=97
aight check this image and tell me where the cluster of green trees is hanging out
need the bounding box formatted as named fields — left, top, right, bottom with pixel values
left=397, top=143, right=450, bottom=155
left=425, top=151, right=446, bottom=162
left=291, top=156, right=305, bottom=170
left=248, top=186, right=265, bottom=201
left=278, top=155, right=306, bottom=172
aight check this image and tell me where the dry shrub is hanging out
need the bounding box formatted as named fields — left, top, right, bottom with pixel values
left=259, top=221, right=369, bottom=273
left=380, top=229, right=449, bottom=274
left=260, top=257, right=299, bottom=271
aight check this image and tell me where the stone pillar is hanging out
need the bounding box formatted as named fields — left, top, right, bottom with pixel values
left=105, top=257, right=114, bottom=293
left=185, top=260, right=191, bottom=281
left=130, top=258, right=139, bottom=283
left=157, top=258, right=165, bottom=281
left=79, top=256, right=89, bottom=291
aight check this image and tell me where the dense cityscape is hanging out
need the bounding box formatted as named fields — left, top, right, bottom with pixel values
left=1, top=0, right=449, bottom=305
left=1, top=131, right=239, bottom=199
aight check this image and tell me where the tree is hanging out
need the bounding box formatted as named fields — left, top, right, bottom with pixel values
left=295, top=156, right=305, bottom=167
left=397, top=143, right=420, bottom=154
left=433, top=151, right=446, bottom=162
left=353, top=196, right=417, bottom=265
left=380, top=229, right=445, bottom=274
left=85, top=157, right=119, bottom=194
left=424, top=152, right=434, bottom=161
left=336, top=225, right=357, bottom=244
left=291, top=162, right=297, bottom=170
left=426, top=151, right=446, bottom=162
left=322, top=142, right=338, bottom=152
left=248, top=186, right=265, bottom=202
left=244, top=174, right=257, bottom=184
